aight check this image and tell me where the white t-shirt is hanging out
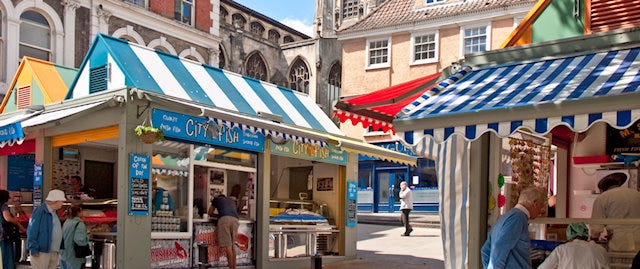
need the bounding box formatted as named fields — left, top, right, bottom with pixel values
left=537, top=239, right=609, bottom=269
left=399, top=188, right=413, bottom=210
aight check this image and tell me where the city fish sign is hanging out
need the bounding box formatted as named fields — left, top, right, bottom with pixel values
left=152, top=108, right=264, bottom=152
left=270, top=140, right=347, bottom=165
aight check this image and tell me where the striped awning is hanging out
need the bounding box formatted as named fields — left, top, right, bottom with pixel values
left=68, top=34, right=341, bottom=137
left=396, top=46, right=640, bottom=143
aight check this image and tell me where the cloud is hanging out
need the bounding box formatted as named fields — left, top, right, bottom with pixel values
left=280, top=18, right=314, bottom=37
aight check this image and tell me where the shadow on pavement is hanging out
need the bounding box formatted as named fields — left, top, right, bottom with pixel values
left=325, top=250, right=444, bottom=269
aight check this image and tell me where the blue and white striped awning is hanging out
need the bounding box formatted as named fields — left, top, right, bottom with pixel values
left=396, top=46, right=640, bottom=143
left=68, top=34, right=342, bottom=137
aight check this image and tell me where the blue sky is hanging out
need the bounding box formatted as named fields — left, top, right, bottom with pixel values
left=233, top=0, right=316, bottom=36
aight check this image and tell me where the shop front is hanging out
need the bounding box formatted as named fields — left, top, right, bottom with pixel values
left=0, top=33, right=416, bottom=269
left=393, top=28, right=640, bottom=269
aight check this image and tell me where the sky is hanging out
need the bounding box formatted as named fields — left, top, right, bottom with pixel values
left=233, top=0, right=316, bottom=36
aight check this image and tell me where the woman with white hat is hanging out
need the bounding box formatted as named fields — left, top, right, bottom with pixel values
left=27, top=189, right=66, bottom=269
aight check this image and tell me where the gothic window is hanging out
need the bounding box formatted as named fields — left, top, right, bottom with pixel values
left=289, top=58, right=309, bottom=94
left=328, top=63, right=341, bottom=88
left=19, top=11, right=51, bottom=61
left=250, top=22, right=265, bottom=37
left=343, top=0, right=360, bottom=19
left=245, top=52, right=267, bottom=81
left=232, top=14, right=246, bottom=30
left=174, top=0, right=194, bottom=25
left=268, top=30, right=281, bottom=43
left=283, top=35, right=294, bottom=43
left=323, top=62, right=342, bottom=117
left=219, top=45, right=226, bottom=69
left=220, top=7, right=228, bottom=23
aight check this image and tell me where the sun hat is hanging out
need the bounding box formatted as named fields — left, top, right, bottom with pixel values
left=45, top=189, right=67, bottom=201
left=566, top=222, right=589, bottom=240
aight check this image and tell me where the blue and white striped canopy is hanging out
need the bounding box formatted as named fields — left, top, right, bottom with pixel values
left=68, top=34, right=341, bottom=136
left=396, top=46, right=640, bottom=143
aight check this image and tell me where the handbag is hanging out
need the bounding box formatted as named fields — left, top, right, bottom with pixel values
left=72, top=222, right=92, bottom=258
left=1, top=204, right=21, bottom=242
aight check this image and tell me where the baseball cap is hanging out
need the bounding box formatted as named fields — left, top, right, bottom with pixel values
left=45, top=189, right=67, bottom=201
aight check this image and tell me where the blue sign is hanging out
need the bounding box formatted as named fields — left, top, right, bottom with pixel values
left=129, top=154, right=150, bottom=216
left=0, top=122, right=24, bottom=144
left=346, top=181, right=357, bottom=227
left=152, top=108, right=264, bottom=152
left=33, top=164, right=42, bottom=207
left=358, top=141, right=418, bottom=161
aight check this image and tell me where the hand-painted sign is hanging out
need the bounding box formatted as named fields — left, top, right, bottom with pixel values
left=0, top=122, right=24, bottom=143
left=270, top=140, right=347, bottom=165
left=33, top=164, right=43, bottom=207
left=152, top=108, right=264, bottom=152
left=347, top=181, right=357, bottom=227
left=150, top=239, right=190, bottom=268
left=129, top=153, right=150, bottom=216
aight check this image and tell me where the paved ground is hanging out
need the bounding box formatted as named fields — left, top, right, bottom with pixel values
left=326, top=223, right=444, bottom=269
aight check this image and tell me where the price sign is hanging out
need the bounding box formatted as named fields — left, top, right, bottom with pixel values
left=129, top=154, right=150, bottom=215
left=33, top=164, right=43, bottom=207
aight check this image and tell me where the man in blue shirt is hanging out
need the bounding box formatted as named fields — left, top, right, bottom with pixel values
left=481, top=186, right=547, bottom=269
left=211, top=194, right=239, bottom=269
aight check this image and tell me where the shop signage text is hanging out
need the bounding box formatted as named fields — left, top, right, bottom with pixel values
left=346, top=181, right=357, bottom=227
left=270, top=140, right=347, bottom=165
left=129, top=153, right=150, bottom=216
left=33, top=164, right=42, bottom=207
left=358, top=141, right=418, bottom=161
left=152, top=109, right=264, bottom=152
left=0, top=122, right=24, bottom=143
left=607, top=122, right=640, bottom=154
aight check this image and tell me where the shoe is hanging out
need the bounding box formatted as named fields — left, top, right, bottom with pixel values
left=408, top=228, right=413, bottom=235
left=401, top=233, right=409, bottom=236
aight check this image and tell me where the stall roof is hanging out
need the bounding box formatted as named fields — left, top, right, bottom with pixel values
left=396, top=45, right=640, bottom=144
left=1, top=57, right=77, bottom=113
left=66, top=34, right=341, bottom=136
left=333, top=72, right=441, bottom=133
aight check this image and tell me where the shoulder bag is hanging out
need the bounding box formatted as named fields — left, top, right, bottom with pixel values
left=1, top=204, right=21, bottom=242
left=73, top=221, right=92, bottom=258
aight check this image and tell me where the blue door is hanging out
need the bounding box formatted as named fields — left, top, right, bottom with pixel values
left=376, top=169, right=406, bottom=213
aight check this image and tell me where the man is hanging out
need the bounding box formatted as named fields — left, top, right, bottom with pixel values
left=27, top=189, right=66, bottom=269
left=211, top=194, right=239, bottom=269
left=538, top=222, right=609, bottom=269
left=591, top=172, right=640, bottom=252
left=399, top=181, right=413, bottom=236
left=69, top=176, right=92, bottom=197
left=481, top=186, right=547, bottom=269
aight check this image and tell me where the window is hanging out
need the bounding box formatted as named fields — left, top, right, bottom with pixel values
left=151, top=152, right=190, bottom=233
left=412, top=31, right=438, bottom=64
left=283, top=35, right=294, bottom=43
left=19, top=11, right=51, bottom=61
left=220, top=7, right=228, bottom=23
left=289, top=58, right=310, bottom=94
left=324, top=63, right=342, bottom=119
left=245, top=52, right=267, bottom=81
left=268, top=30, right=281, bottom=43
left=218, top=45, right=226, bottom=69
left=461, top=24, right=490, bottom=56
left=343, top=0, right=360, bottom=19
left=174, top=0, right=194, bottom=25
left=250, top=22, right=265, bottom=37
left=366, top=38, right=390, bottom=68
left=232, top=14, right=246, bottom=29
left=16, top=86, right=31, bottom=109
left=425, top=0, right=444, bottom=4
left=124, top=0, right=145, bottom=7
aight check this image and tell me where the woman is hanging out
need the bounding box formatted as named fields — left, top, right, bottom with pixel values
left=538, top=222, right=609, bottom=269
left=60, top=205, right=90, bottom=269
left=1, top=189, right=26, bottom=269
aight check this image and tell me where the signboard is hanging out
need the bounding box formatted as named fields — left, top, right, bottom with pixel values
left=33, top=163, right=43, bottom=207
left=129, top=154, right=150, bottom=216
left=270, top=140, right=347, bottom=165
left=346, top=181, right=357, bottom=227
left=150, top=239, right=190, bottom=268
left=152, top=108, right=264, bottom=152
left=0, top=122, right=24, bottom=143
left=607, top=122, right=640, bottom=154
left=193, top=222, right=253, bottom=267
left=358, top=141, right=418, bottom=161
left=8, top=154, right=35, bottom=191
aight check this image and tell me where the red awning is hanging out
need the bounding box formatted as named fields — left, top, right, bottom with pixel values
left=333, top=72, right=441, bottom=133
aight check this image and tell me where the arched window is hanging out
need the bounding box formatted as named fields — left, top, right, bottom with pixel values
left=219, top=45, right=226, bottom=69
left=268, top=30, right=280, bottom=43
left=220, top=7, right=228, bottom=23
left=250, top=22, right=265, bottom=37
left=288, top=58, right=309, bottom=94
left=245, top=52, right=267, bottom=81
left=325, top=62, right=342, bottom=121
left=283, top=35, right=294, bottom=43
left=232, top=13, right=246, bottom=29
left=19, top=11, right=51, bottom=61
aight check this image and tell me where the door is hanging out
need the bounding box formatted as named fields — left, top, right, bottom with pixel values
left=376, top=169, right=406, bottom=213
left=84, top=160, right=115, bottom=199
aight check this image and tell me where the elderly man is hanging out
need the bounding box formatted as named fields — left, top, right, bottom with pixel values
left=481, top=186, right=547, bottom=269
left=399, top=181, right=414, bottom=236
left=27, top=189, right=66, bottom=269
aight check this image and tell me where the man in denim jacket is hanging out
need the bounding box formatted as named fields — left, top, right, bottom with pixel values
left=27, top=189, right=66, bottom=269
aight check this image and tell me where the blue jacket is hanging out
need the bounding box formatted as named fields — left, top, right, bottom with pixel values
left=481, top=207, right=531, bottom=269
left=27, top=204, right=54, bottom=255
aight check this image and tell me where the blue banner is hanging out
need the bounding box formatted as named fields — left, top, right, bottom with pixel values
left=129, top=153, right=150, bottom=216
left=346, top=181, right=357, bottom=227
left=33, top=164, right=42, bottom=207
left=152, top=108, right=264, bottom=152
left=0, top=122, right=24, bottom=143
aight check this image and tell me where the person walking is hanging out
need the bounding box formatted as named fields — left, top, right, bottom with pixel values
left=60, top=205, right=90, bottom=269
left=27, top=189, right=67, bottom=269
left=481, top=186, right=547, bottom=269
left=210, top=194, right=239, bottom=269
left=399, top=181, right=413, bottom=236
left=537, top=222, right=609, bottom=269
left=1, top=189, right=26, bottom=269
